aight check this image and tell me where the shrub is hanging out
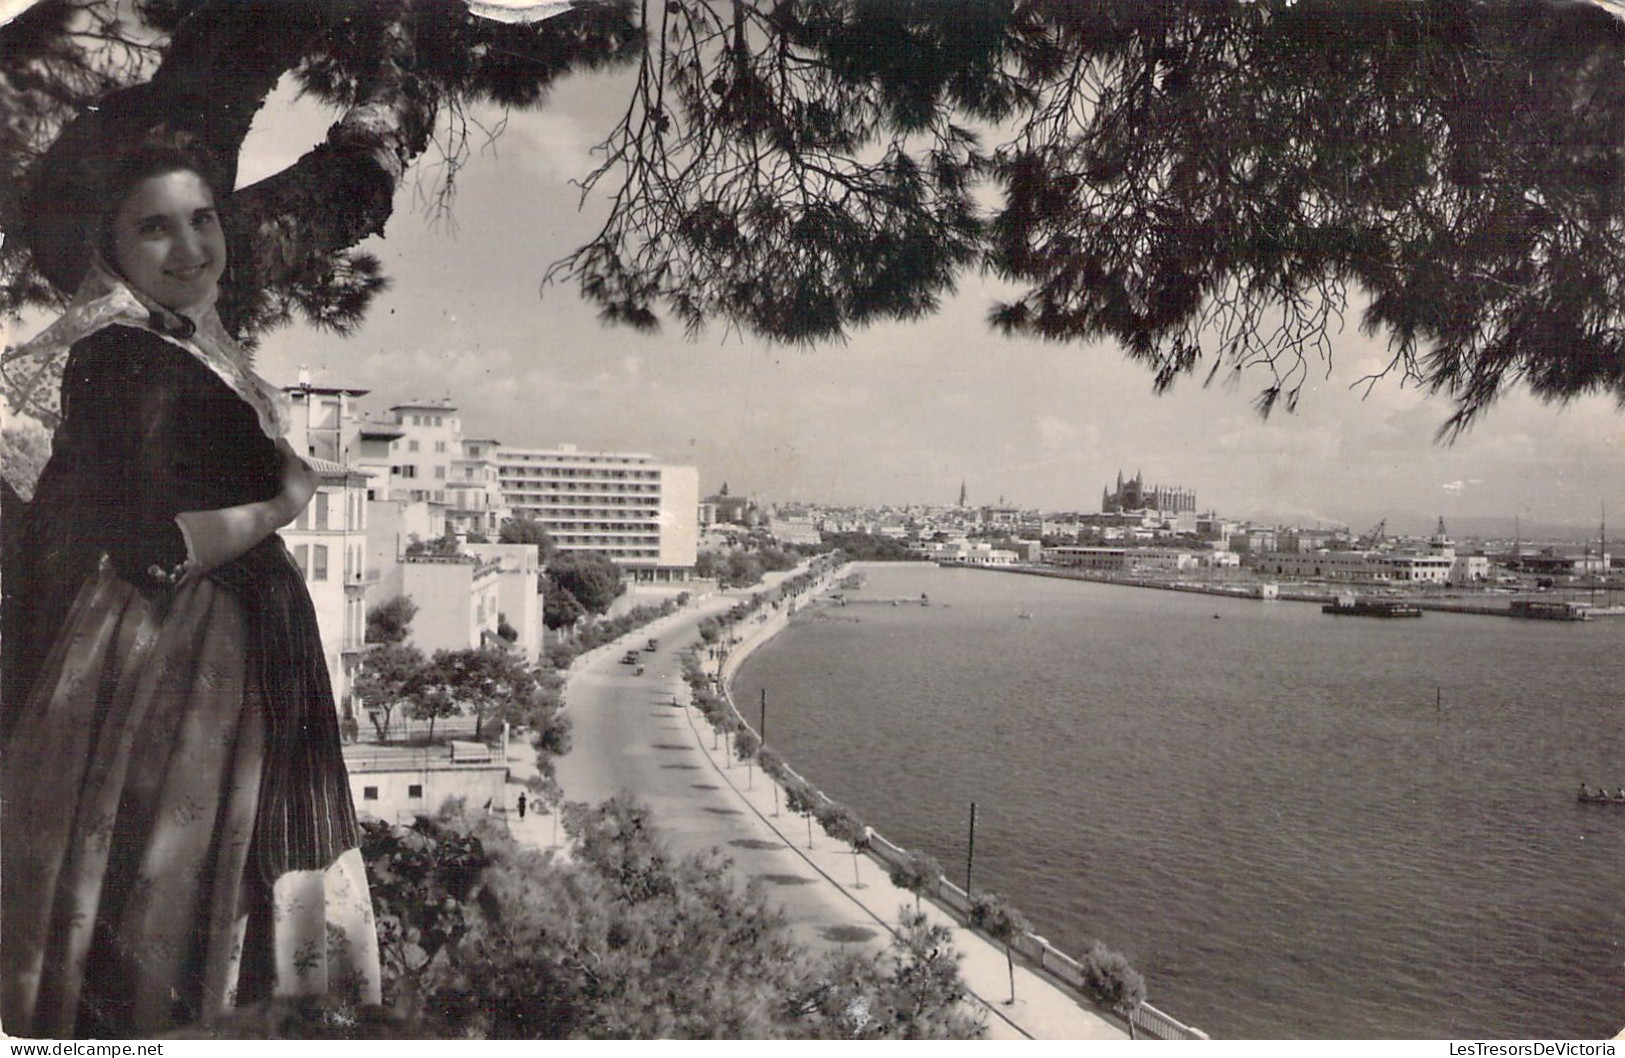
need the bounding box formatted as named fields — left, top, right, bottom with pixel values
left=756, top=747, right=786, bottom=781
left=357, top=800, right=985, bottom=1039
left=1079, top=942, right=1147, bottom=1011
left=733, top=726, right=761, bottom=764
left=888, top=850, right=943, bottom=910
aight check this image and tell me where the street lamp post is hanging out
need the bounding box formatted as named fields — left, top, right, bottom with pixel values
left=965, top=801, right=978, bottom=896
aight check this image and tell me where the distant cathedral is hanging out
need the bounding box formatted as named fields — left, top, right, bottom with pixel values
left=1102, top=470, right=1195, bottom=514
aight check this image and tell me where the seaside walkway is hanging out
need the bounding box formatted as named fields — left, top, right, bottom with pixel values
left=510, top=569, right=1129, bottom=1041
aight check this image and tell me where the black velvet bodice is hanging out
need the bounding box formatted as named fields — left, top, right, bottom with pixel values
left=3, top=323, right=358, bottom=878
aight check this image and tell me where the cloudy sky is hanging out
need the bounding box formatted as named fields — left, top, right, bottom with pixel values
left=167, top=55, right=1625, bottom=534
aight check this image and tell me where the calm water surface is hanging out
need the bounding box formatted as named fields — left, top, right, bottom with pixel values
left=733, top=565, right=1625, bottom=1039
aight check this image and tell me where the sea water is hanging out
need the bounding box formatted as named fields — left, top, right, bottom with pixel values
left=732, top=564, right=1625, bottom=1039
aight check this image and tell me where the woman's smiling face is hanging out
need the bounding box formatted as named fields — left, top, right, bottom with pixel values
left=109, top=168, right=226, bottom=313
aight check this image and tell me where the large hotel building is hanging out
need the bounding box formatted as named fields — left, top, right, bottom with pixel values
left=282, top=383, right=699, bottom=581
left=494, top=445, right=699, bottom=582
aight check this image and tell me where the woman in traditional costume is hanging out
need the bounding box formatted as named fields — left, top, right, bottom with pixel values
left=1, top=99, right=380, bottom=1037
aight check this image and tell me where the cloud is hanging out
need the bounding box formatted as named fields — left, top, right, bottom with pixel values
left=1036, top=414, right=1080, bottom=449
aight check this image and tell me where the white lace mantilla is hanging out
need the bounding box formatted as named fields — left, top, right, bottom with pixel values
left=1, top=259, right=288, bottom=441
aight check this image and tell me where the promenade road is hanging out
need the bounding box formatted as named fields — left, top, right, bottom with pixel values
left=512, top=572, right=1129, bottom=1041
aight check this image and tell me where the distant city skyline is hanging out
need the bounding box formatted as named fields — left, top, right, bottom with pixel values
left=36, top=62, right=1621, bottom=532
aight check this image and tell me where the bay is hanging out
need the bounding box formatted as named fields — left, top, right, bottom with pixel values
left=732, top=563, right=1625, bottom=1039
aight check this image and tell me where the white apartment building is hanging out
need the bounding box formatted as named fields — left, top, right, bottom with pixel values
left=282, top=371, right=370, bottom=464
left=913, top=540, right=1018, bottom=565
left=279, top=456, right=370, bottom=726
left=389, top=555, right=504, bottom=653
left=465, top=542, right=545, bottom=660
left=350, top=399, right=463, bottom=504
left=495, top=444, right=699, bottom=581
left=446, top=437, right=510, bottom=539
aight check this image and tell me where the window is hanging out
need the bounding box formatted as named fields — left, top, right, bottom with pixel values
left=293, top=544, right=309, bottom=577
left=312, top=545, right=329, bottom=580
left=435, top=441, right=446, bottom=453
left=434, top=416, right=443, bottom=426
left=363, top=786, right=378, bottom=801
left=408, top=784, right=423, bottom=799
left=315, top=492, right=329, bottom=531
left=434, top=466, right=445, bottom=480
left=409, top=440, right=420, bottom=452
left=400, top=465, right=417, bottom=478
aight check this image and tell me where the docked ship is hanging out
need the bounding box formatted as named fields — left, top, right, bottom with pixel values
left=1322, top=594, right=1423, bottom=618
left=1509, top=599, right=1591, bottom=621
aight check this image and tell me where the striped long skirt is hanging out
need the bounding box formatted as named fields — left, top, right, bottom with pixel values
left=1, top=564, right=381, bottom=1037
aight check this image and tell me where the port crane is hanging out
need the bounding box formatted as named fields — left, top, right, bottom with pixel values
left=1356, top=519, right=1386, bottom=549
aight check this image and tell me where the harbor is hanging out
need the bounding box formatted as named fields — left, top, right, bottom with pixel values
left=940, top=560, right=1625, bottom=621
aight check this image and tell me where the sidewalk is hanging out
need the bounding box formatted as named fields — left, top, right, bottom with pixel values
left=519, top=572, right=1129, bottom=1041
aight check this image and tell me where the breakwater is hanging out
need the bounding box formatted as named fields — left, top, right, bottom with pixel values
left=713, top=564, right=1206, bottom=1040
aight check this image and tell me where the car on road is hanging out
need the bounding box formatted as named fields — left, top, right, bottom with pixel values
left=645, top=638, right=659, bottom=652
left=620, top=651, right=641, bottom=665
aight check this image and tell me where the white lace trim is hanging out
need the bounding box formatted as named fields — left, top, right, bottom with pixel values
left=1, top=260, right=288, bottom=440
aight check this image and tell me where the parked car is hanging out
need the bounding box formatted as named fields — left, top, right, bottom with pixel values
left=621, top=651, right=641, bottom=665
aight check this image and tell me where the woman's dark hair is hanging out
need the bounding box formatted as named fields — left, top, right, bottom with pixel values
left=24, top=82, right=238, bottom=293
left=95, top=130, right=228, bottom=268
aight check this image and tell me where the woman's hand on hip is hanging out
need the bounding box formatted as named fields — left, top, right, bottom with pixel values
left=172, top=440, right=317, bottom=576
left=272, top=438, right=317, bottom=522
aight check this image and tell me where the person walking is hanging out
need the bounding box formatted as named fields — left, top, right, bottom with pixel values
left=517, top=791, right=528, bottom=819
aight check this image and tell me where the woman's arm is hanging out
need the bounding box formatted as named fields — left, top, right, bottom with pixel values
left=171, top=439, right=315, bottom=577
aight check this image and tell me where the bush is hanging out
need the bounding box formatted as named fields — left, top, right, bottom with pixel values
left=888, top=850, right=943, bottom=908
left=357, top=800, right=984, bottom=1039
left=1079, top=941, right=1147, bottom=1011
left=756, top=747, right=786, bottom=781
left=365, top=595, right=419, bottom=645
